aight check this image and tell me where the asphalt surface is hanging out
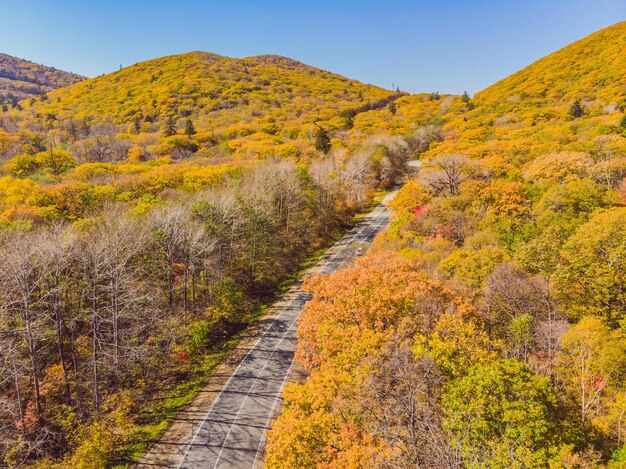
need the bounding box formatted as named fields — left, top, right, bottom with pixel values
left=176, top=194, right=395, bottom=469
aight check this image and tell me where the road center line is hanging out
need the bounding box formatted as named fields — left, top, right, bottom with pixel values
left=176, top=294, right=302, bottom=468
left=211, top=314, right=300, bottom=468
left=250, top=206, right=392, bottom=467
left=177, top=200, right=390, bottom=468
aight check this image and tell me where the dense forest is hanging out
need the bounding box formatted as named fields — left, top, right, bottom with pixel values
left=0, top=48, right=417, bottom=467
left=0, top=18, right=625, bottom=469
left=266, top=21, right=626, bottom=468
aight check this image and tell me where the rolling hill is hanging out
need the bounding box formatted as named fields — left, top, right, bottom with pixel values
left=418, top=21, right=626, bottom=163
left=0, top=51, right=404, bottom=227
left=21, top=51, right=396, bottom=140
left=477, top=20, right=626, bottom=107
left=0, top=53, right=84, bottom=103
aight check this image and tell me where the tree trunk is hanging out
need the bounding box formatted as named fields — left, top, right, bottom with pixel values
left=23, top=301, right=42, bottom=414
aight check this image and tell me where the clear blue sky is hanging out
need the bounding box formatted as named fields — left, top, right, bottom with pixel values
left=1, top=0, right=624, bottom=94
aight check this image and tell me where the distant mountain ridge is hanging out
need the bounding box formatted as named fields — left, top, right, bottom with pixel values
left=21, top=51, right=395, bottom=141
left=0, top=53, right=85, bottom=104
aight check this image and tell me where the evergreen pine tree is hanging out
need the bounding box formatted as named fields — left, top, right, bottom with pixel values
left=162, top=115, right=177, bottom=137
left=314, top=126, right=331, bottom=153
left=569, top=100, right=584, bottom=118
left=339, top=109, right=356, bottom=130
left=185, top=118, right=196, bottom=137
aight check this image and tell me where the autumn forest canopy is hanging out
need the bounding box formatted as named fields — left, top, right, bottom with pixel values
left=1, top=18, right=626, bottom=469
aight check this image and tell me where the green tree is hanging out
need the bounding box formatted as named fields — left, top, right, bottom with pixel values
left=443, top=359, right=560, bottom=467
left=133, top=117, right=141, bottom=134
left=35, top=149, right=78, bottom=175
left=415, top=313, right=499, bottom=379
left=314, top=126, right=331, bottom=154
left=569, top=99, right=584, bottom=118
left=3, top=153, right=39, bottom=177
left=439, top=246, right=509, bottom=288
left=161, top=115, right=177, bottom=137
left=388, top=100, right=397, bottom=115
left=339, top=109, right=356, bottom=130
left=185, top=118, right=196, bottom=137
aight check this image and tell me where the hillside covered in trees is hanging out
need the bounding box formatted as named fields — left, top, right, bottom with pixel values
left=0, top=53, right=84, bottom=104
left=5, top=51, right=397, bottom=160
left=0, top=46, right=417, bottom=467
left=0, top=51, right=405, bottom=229
left=2, top=16, right=626, bottom=469
left=266, top=21, right=626, bottom=468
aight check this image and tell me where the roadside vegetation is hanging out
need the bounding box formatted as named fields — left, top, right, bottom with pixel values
left=267, top=21, right=626, bottom=468
left=3, top=19, right=626, bottom=469
left=0, top=50, right=423, bottom=466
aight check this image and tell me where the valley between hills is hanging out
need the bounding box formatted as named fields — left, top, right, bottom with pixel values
left=0, top=21, right=626, bottom=469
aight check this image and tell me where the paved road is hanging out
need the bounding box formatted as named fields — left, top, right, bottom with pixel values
left=172, top=193, right=394, bottom=469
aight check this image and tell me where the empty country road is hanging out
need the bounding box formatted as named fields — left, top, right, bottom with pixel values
left=137, top=192, right=396, bottom=469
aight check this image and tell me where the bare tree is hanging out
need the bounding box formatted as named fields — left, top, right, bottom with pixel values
left=361, top=135, right=411, bottom=188
left=420, top=154, right=486, bottom=196
left=309, top=155, right=345, bottom=222
left=343, top=151, right=375, bottom=209
left=36, top=224, right=77, bottom=404
left=405, top=125, right=443, bottom=154
left=194, top=188, right=243, bottom=274
left=0, top=234, right=49, bottom=414
left=362, top=344, right=460, bottom=468
left=151, top=203, right=215, bottom=313
left=484, top=263, right=568, bottom=376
